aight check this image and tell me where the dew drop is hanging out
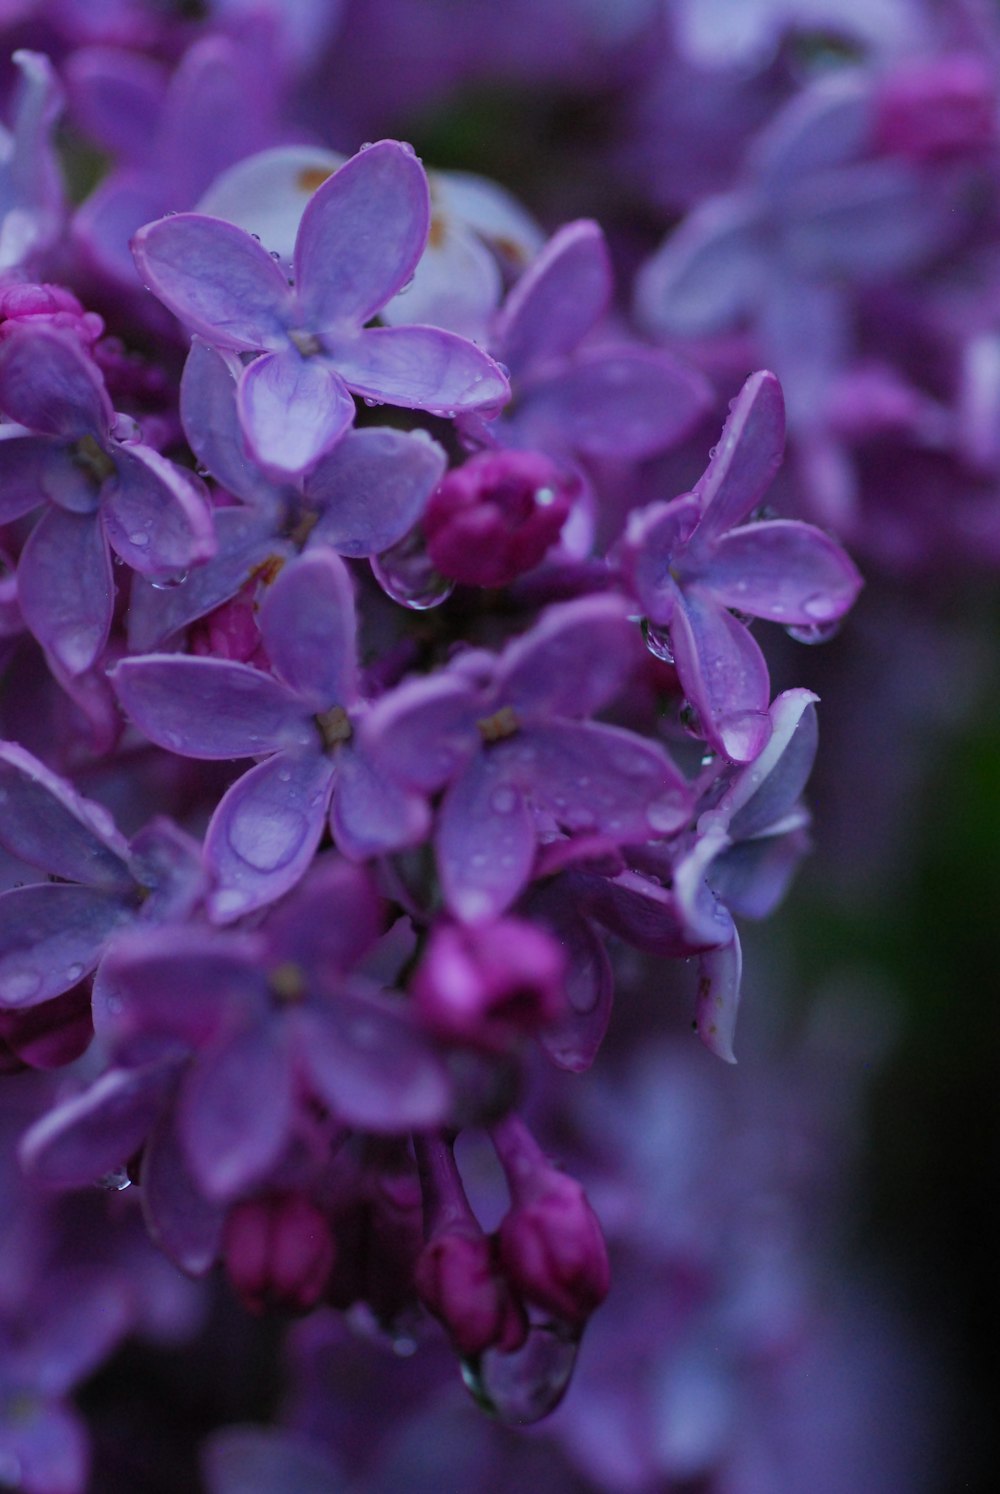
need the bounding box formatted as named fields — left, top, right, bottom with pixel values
left=372, top=531, right=454, bottom=611
left=128, top=531, right=150, bottom=548
left=65, top=963, right=85, bottom=984
left=0, top=966, right=42, bottom=1003
left=460, top=1319, right=582, bottom=1426
left=150, top=569, right=189, bottom=591
left=98, top=1166, right=133, bottom=1192
left=642, top=619, right=674, bottom=663
left=802, top=593, right=837, bottom=622
left=490, top=786, right=517, bottom=815
left=786, top=618, right=841, bottom=645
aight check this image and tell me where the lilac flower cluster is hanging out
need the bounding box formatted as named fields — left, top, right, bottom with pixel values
left=0, top=0, right=983, bottom=1483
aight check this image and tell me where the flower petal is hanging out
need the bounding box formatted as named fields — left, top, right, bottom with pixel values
left=0, top=433, right=50, bottom=522
left=306, top=425, right=446, bottom=557
left=635, top=193, right=765, bottom=339
left=237, top=349, right=354, bottom=479
left=0, top=740, right=133, bottom=888
left=257, top=548, right=357, bottom=709
left=360, top=674, right=480, bottom=793
left=180, top=1020, right=295, bottom=1200
left=0, top=324, right=112, bottom=438
left=517, top=346, right=711, bottom=461
left=528, top=720, right=692, bottom=840
left=132, top=213, right=293, bottom=350
left=17, top=507, right=112, bottom=674
left=329, top=324, right=509, bottom=414
left=331, top=741, right=431, bottom=859
left=437, top=754, right=536, bottom=923
left=196, top=144, right=342, bottom=260
left=112, top=655, right=315, bottom=758
left=497, top=219, right=611, bottom=376
left=694, top=930, right=742, bottom=1063
left=140, top=1110, right=225, bottom=1275
left=179, top=338, right=284, bottom=506
left=670, top=589, right=772, bottom=763
left=0, top=884, right=131, bottom=1008
left=499, top=593, right=636, bottom=720
left=19, top=1057, right=180, bottom=1186
left=204, top=749, right=334, bottom=923
left=103, top=444, right=216, bottom=577
left=297, top=991, right=451, bottom=1131
left=703, top=519, right=862, bottom=625
left=694, top=369, right=786, bottom=540
left=294, top=139, right=429, bottom=329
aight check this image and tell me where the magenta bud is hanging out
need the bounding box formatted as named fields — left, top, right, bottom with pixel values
left=223, top=1192, right=335, bottom=1315
left=412, top=917, right=567, bottom=1048
left=498, top=1169, right=610, bottom=1328
left=423, top=449, right=574, bottom=588
left=874, top=56, right=996, bottom=161
left=190, top=585, right=268, bottom=666
left=0, top=282, right=104, bottom=347
left=415, top=1226, right=527, bottom=1357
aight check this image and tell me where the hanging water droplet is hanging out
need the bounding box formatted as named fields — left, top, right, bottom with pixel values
left=150, top=569, right=190, bottom=591
left=786, top=618, right=841, bottom=645
left=372, top=530, right=454, bottom=611
left=97, top=1166, right=133, bottom=1192
left=460, top=1318, right=582, bottom=1426
left=642, top=619, right=674, bottom=663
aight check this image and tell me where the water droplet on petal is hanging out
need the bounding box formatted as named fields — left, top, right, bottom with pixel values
left=802, top=593, right=837, bottom=621
left=0, top=966, right=42, bottom=1004
left=372, top=530, right=454, bottom=611
left=643, top=619, right=674, bottom=664
left=460, top=1319, right=582, bottom=1426
left=150, top=569, right=189, bottom=591
left=98, top=1166, right=133, bottom=1192
left=786, top=618, right=841, bottom=645
left=490, top=786, right=517, bottom=815
left=65, top=963, right=85, bottom=984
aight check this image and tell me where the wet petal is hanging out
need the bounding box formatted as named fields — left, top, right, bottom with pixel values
left=294, top=139, right=429, bottom=329
left=179, top=339, right=284, bottom=506
left=360, top=674, right=480, bottom=793
left=621, top=495, right=701, bottom=625
left=670, top=590, right=772, bottom=763
left=126, top=507, right=289, bottom=651
left=140, top=1110, right=225, bottom=1275
left=519, top=346, right=711, bottom=461
left=19, top=1057, right=180, bottom=1186
left=0, top=323, right=111, bottom=438
left=0, top=884, right=131, bottom=1008
left=73, top=169, right=168, bottom=284
left=694, top=370, right=786, bottom=540
left=529, top=888, right=613, bottom=1073
left=529, top=720, right=692, bottom=840
left=329, top=324, right=509, bottom=414
left=437, top=755, right=536, bottom=923
left=103, top=444, right=216, bottom=577
left=297, top=991, right=451, bottom=1131
left=499, top=593, right=636, bottom=720
left=132, top=213, right=293, bottom=350
left=204, top=749, right=334, bottom=923
left=306, top=425, right=446, bottom=557
left=497, top=219, right=611, bottom=376
left=635, top=194, right=765, bottom=339
left=237, top=349, right=354, bottom=479
left=331, top=741, right=431, bottom=859
left=694, top=930, right=742, bottom=1063
left=112, top=655, right=315, bottom=758
left=180, top=1020, right=295, bottom=1200
left=0, top=740, right=132, bottom=888
left=257, top=548, right=357, bottom=709
left=0, top=433, right=57, bottom=522
left=17, top=506, right=112, bottom=674
left=703, top=519, right=862, bottom=625
left=724, top=688, right=820, bottom=841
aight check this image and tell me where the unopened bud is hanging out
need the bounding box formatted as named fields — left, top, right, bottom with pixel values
left=223, top=1192, right=335, bottom=1315
left=424, top=450, right=574, bottom=588
left=416, top=1227, right=527, bottom=1357
left=412, top=917, right=567, bottom=1049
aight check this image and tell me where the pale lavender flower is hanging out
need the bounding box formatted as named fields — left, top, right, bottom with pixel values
left=132, top=140, right=511, bottom=479
left=622, top=370, right=860, bottom=761
left=0, top=324, right=215, bottom=675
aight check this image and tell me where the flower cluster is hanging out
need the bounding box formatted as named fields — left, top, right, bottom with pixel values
left=0, top=0, right=982, bottom=1484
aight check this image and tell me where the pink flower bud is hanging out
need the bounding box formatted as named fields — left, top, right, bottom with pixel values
left=223, top=1192, right=335, bottom=1315
left=424, top=449, right=574, bottom=588
left=498, top=1168, right=610, bottom=1327
left=415, top=1226, right=527, bottom=1357
left=412, top=917, right=567, bottom=1048
left=874, top=56, right=996, bottom=161
left=0, top=282, right=104, bottom=346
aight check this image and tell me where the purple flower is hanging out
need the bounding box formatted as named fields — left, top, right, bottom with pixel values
left=0, top=51, right=64, bottom=274
left=132, top=140, right=511, bottom=479
left=0, top=740, right=203, bottom=1010
left=622, top=370, right=861, bottom=761
left=114, top=547, right=428, bottom=921
left=0, top=324, right=215, bottom=675
left=360, top=593, right=692, bottom=923
left=461, top=218, right=710, bottom=466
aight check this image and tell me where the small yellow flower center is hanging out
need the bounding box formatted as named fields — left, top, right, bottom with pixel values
left=72, top=433, right=116, bottom=484
left=269, top=961, right=306, bottom=1002
left=316, top=704, right=353, bottom=748
left=477, top=705, right=520, bottom=742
